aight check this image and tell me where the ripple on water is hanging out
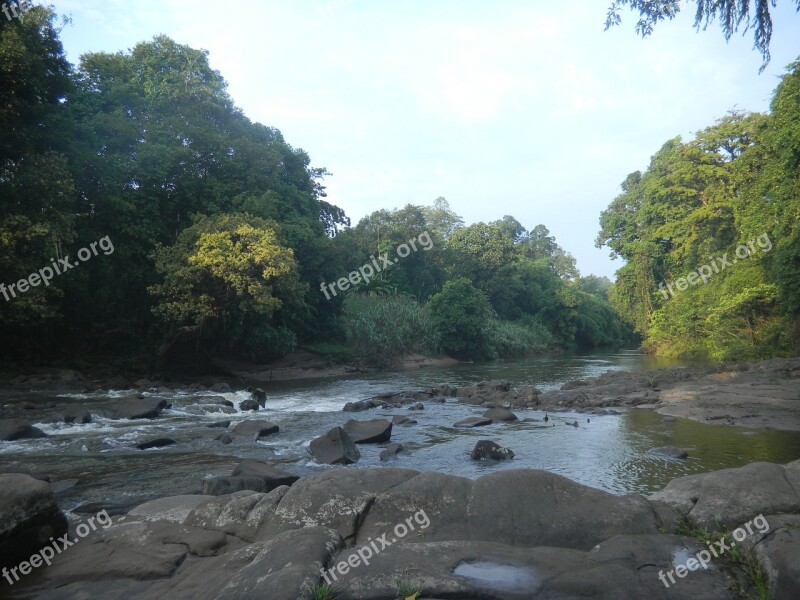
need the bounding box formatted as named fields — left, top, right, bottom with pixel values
left=453, top=561, right=541, bottom=593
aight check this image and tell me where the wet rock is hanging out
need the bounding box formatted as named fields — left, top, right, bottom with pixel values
left=202, top=476, right=274, bottom=495
left=379, top=443, right=406, bottom=461
left=100, top=396, right=167, bottom=420
left=0, top=419, right=47, bottom=441
left=232, top=420, right=279, bottom=439
left=343, top=418, right=392, bottom=444
left=454, top=416, right=492, bottom=428
left=470, top=440, right=514, bottom=460
left=408, top=402, right=424, bottom=410
left=210, top=383, right=232, bottom=393
left=0, top=474, right=68, bottom=568
left=207, top=420, right=230, bottom=429
left=54, top=408, right=92, bottom=424
left=216, top=433, right=233, bottom=444
left=392, top=415, right=417, bottom=425
left=239, top=399, right=259, bottom=412
left=136, top=438, right=177, bottom=451
left=249, top=388, right=267, bottom=407
left=483, top=407, right=518, bottom=421
left=651, top=446, right=688, bottom=459
left=231, top=460, right=299, bottom=490
left=309, top=427, right=360, bottom=465
left=196, top=396, right=232, bottom=407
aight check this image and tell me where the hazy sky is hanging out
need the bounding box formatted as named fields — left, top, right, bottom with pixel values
left=51, top=0, right=800, bottom=277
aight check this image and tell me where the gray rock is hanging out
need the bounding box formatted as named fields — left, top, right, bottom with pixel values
left=470, top=440, right=514, bottom=460
left=392, top=415, right=417, bottom=425
left=649, top=461, right=800, bottom=528
left=250, top=388, right=267, bottom=407
left=454, top=416, right=493, bottom=428
left=0, top=474, right=68, bottom=567
left=232, top=420, right=279, bottom=439
left=379, top=443, right=406, bottom=461
left=309, top=427, right=360, bottom=465
left=207, top=420, right=230, bottom=429
left=652, top=446, right=689, bottom=459
left=483, top=407, right=518, bottom=421
left=239, top=399, right=259, bottom=412
left=127, top=495, right=210, bottom=524
left=408, top=402, right=424, bottom=410
left=231, top=459, right=299, bottom=490
left=741, top=513, right=800, bottom=600
left=210, top=383, right=232, bottom=393
left=202, top=477, right=272, bottom=496
left=216, top=433, right=233, bottom=444
left=136, top=438, right=176, bottom=450
left=99, top=396, right=168, bottom=420
left=51, top=408, right=92, bottom=424
left=0, top=419, right=47, bottom=440
left=343, top=418, right=392, bottom=443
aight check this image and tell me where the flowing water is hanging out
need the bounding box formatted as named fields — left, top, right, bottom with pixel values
left=3, top=350, right=800, bottom=515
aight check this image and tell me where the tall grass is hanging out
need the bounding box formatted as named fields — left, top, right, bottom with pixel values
left=343, top=295, right=440, bottom=367
left=484, top=316, right=552, bottom=359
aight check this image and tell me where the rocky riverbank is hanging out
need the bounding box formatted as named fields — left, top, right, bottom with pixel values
left=3, top=459, right=800, bottom=599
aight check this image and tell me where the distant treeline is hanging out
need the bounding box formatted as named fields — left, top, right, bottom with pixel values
left=596, top=58, right=800, bottom=360
left=0, top=8, right=632, bottom=369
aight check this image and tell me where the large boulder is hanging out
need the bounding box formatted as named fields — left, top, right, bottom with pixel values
left=343, top=419, right=392, bottom=444
left=649, top=461, right=800, bottom=528
left=741, top=513, right=800, bottom=600
left=0, top=419, right=47, bottom=441
left=231, top=460, right=299, bottom=490
left=232, top=420, right=279, bottom=439
left=239, top=399, right=259, bottom=412
left=309, top=427, right=360, bottom=465
left=99, top=396, right=168, bottom=420
left=0, top=474, right=68, bottom=567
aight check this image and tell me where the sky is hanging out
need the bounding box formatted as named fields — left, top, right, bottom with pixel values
left=49, top=0, right=800, bottom=278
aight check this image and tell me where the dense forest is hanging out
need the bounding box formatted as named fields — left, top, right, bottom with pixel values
left=597, top=65, right=800, bottom=360
left=0, top=7, right=633, bottom=371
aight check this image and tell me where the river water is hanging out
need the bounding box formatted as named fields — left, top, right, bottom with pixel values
left=3, top=350, right=800, bottom=515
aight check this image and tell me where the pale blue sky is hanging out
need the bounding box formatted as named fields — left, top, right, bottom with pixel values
left=51, top=0, right=800, bottom=277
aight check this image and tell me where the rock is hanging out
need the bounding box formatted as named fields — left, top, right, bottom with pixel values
left=239, top=399, right=259, bottom=412
left=309, top=427, right=360, bottom=465
left=250, top=388, right=267, bottom=407
left=453, top=416, right=492, bottom=428
left=100, top=396, right=168, bottom=420
left=343, top=418, right=392, bottom=444
left=232, top=420, right=279, bottom=439
left=379, top=443, right=406, bottom=461
left=0, top=419, right=47, bottom=441
left=207, top=420, right=230, bottom=429
left=210, top=383, right=232, bottom=393
left=408, top=402, right=424, bottom=410
left=470, top=440, right=514, bottom=460
left=136, top=438, right=177, bottom=450
left=54, top=408, right=92, bottom=424
left=0, top=474, right=68, bottom=567
left=128, top=495, right=210, bottom=524
left=231, top=460, right=299, bottom=490
left=650, top=461, right=800, bottom=528
left=18, top=401, right=38, bottom=410
left=216, top=433, right=233, bottom=444
left=196, top=396, right=233, bottom=407
left=651, top=446, right=689, bottom=459
left=741, top=513, right=800, bottom=600
left=483, top=407, right=518, bottom=421
left=392, top=415, right=417, bottom=425
left=0, top=468, right=50, bottom=482
left=202, top=477, right=273, bottom=495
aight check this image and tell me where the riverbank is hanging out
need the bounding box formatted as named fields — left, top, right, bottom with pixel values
left=534, top=356, right=800, bottom=432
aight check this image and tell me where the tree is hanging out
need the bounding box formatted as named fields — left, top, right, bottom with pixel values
left=427, top=278, right=493, bottom=359
left=605, top=0, right=800, bottom=69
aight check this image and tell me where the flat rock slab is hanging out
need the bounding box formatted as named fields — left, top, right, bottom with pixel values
left=232, top=420, right=279, bottom=438
left=99, top=396, right=167, bottom=420
left=231, top=459, right=299, bottom=490
left=127, top=495, right=210, bottom=523
left=343, top=418, right=393, bottom=443
left=649, top=461, right=800, bottom=528
left=454, top=417, right=493, bottom=428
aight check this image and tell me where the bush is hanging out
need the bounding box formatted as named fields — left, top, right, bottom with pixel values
left=484, top=316, right=553, bottom=359
left=427, top=278, right=493, bottom=359
left=343, top=294, right=439, bottom=367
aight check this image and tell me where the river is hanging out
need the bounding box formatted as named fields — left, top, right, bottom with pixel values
left=3, top=349, right=800, bottom=516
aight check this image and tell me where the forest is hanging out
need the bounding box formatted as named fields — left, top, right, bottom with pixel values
left=2, top=6, right=798, bottom=371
